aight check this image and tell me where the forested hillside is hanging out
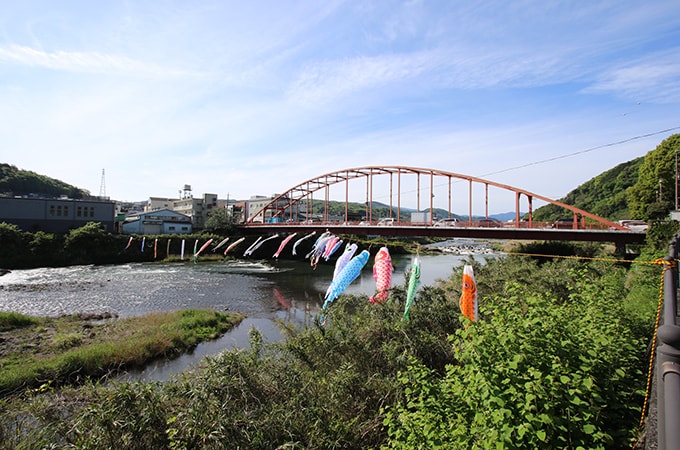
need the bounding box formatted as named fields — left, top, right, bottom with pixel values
left=0, top=164, right=89, bottom=199
left=534, top=133, right=680, bottom=222
left=533, top=158, right=643, bottom=221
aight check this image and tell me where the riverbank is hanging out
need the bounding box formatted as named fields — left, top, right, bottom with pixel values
left=0, top=309, right=244, bottom=398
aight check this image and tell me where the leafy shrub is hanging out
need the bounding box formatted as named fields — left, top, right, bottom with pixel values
left=384, top=265, right=648, bottom=449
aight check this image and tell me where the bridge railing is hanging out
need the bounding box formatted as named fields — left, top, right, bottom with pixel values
left=252, top=219, right=632, bottom=231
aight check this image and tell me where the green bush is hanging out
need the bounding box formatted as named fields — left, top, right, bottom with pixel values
left=384, top=264, right=649, bottom=449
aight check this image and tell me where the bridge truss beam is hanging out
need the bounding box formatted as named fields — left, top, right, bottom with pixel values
left=246, top=166, right=626, bottom=231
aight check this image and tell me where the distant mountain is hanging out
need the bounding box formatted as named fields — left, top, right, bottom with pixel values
left=490, top=211, right=526, bottom=222
left=0, top=164, right=90, bottom=199
left=532, top=157, right=644, bottom=222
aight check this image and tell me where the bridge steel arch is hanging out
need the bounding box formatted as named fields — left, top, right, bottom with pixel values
left=246, top=166, right=625, bottom=231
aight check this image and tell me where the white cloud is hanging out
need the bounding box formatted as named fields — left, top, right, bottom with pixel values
left=0, top=44, right=199, bottom=78
left=584, top=49, right=680, bottom=103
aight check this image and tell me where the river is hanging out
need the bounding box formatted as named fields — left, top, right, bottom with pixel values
left=0, top=240, right=494, bottom=381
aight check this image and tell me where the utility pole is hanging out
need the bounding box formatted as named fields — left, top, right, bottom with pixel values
left=675, top=150, right=678, bottom=210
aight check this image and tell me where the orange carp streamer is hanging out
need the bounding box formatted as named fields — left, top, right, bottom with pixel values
left=459, top=265, right=478, bottom=321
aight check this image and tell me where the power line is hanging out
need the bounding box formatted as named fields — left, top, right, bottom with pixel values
left=479, top=126, right=680, bottom=179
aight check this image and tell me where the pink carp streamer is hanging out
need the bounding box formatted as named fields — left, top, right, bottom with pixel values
left=224, top=237, right=246, bottom=255
left=273, top=233, right=297, bottom=258
left=320, top=236, right=343, bottom=261
left=195, top=239, right=214, bottom=257
left=369, top=247, right=393, bottom=304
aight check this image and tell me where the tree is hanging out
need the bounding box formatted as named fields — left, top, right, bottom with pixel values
left=204, top=207, right=237, bottom=234
left=627, top=134, right=680, bottom=220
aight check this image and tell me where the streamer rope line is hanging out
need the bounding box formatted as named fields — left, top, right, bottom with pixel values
left=501, top=250, right=668, bottom=266
left=332, top=234, right=669, bottom=267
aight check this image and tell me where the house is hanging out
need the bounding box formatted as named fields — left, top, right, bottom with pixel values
left=0, top=197, right=116, bottom=233
left=122, top=209, right=192, bottom=235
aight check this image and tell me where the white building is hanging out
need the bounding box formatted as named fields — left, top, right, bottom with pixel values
left=173, top=193, right=218, bottom=230
left=244, top=194, right=293, bottom=223
left=144, top=190, right=218, bottom=230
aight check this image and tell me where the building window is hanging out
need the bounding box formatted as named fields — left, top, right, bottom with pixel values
left=77, top=206, right=82, bottom=217
left=89, top=207, right=95, bottom=217
left=63, top=206, right=69, bottom=216
left=49, top=205, right=55, bottom=216
left=168, top=226, right=176, bottom=231
left=181, top=226, right=188, bottom=231
left=56, top=205, right=62, bottom=216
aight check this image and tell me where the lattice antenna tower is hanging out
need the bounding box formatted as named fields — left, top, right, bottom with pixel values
left=99, top=169, right=106, bottom=198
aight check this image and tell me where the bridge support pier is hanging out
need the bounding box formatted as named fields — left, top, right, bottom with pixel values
left=614, top=241, right=627, bottom=256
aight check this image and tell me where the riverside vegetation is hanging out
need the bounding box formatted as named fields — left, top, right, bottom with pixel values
left=0, top=310, right=244, bottom=398
left=0, top=221, right=676, bottom=449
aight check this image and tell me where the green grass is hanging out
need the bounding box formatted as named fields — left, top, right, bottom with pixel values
left=0, top=309, right=244, bottom=397
left=0, top=312, right=39, bottom=332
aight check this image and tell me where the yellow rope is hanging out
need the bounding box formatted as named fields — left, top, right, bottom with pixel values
left=635, top=258, right=676, bottom=444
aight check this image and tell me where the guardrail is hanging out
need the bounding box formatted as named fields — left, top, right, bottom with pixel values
left=657, top=235, right=680, bottom=449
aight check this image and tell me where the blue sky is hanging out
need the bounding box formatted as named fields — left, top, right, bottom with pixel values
left=1, top=1, right=679, bottom=213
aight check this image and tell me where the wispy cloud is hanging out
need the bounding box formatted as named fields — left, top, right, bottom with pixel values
left=0, top=44, right=198, bottom=78
left=287, top=51, right=436, bottom=105
left=584, top=49, right=680, bottom=103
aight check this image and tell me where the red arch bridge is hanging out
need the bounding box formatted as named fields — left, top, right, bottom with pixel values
left=241, top=166, right=646, bottom=248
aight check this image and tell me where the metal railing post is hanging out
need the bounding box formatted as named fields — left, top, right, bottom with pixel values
left=657, top=235, right=680, bottom=449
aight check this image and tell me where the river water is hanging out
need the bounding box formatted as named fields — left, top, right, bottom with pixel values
left=0, top=240, right=493, bottom=381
